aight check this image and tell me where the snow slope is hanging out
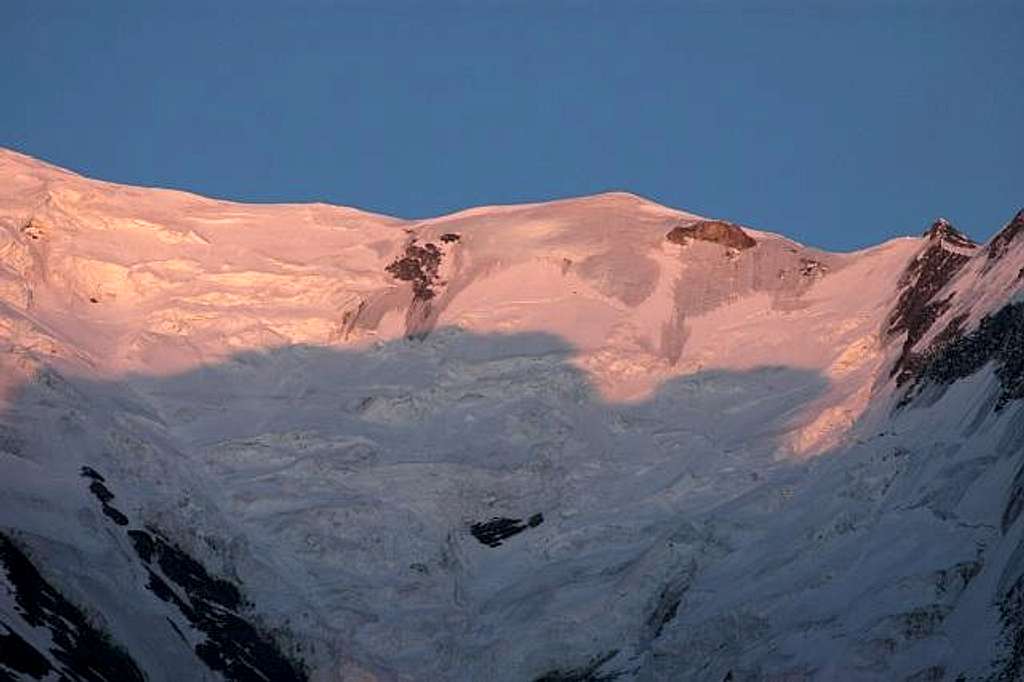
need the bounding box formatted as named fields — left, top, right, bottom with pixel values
left=0, top=147, right=1022, bottom=681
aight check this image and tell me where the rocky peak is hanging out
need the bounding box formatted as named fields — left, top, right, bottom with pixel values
left=922, top=218, right=976, bottom=250
left=886, top=220, right=976, bottom=381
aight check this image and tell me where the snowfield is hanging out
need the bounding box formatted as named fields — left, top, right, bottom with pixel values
left=1, top=148, right=1023, bottom=681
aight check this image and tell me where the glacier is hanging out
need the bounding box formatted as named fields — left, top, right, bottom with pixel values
left=0, top=148, right=1023, bottom=681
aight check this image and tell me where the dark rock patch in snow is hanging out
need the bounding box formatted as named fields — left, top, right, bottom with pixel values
left=100, top=505, right=129, bottom=526
left=0, top=532, right=145, bottom=681
left=144, top=567, right=193, bottom=615
left=127, top=529, right=155, bottom=563
left=79, top=465, right=105, bottom=482
left=470, top=513, right=544, bottom=548
left=135, top=529, right=243, bottom=610
left=85, top=477, right=129, bottom=527
left=666, top=220, right=757, bottom=251
left=128, top=527, right=308, bottom=681
left=898, top=302, right=1024, bottom=411
left=385, top=239, right=443, bottom=301
left=88, top=480, right=114, bottom=504
left=0, top=619, right=52, bottom=680
left=78, top=470, right=307, bottom=680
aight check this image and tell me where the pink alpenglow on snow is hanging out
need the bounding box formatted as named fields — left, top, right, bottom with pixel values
left=1, top=148, right=1023, bottom=681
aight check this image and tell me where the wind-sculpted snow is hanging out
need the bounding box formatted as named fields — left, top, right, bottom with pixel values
left=3, top=148, right=1024, bottom=679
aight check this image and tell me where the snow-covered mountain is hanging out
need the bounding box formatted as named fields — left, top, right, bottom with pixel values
left=0, top=147, right=1021, bottom=681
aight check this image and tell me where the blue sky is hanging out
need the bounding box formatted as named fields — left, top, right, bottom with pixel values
left=2, top=1, right=1021, bottom=250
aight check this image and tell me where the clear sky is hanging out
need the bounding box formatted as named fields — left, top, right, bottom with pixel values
left=2, top=1, right=1021, bottom=250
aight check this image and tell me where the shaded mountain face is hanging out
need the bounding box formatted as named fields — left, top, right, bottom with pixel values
left=0, top=148, right=1023, bottom=681
left=886, top=219, right=977, bottom=384
left=987, top=210, right=1024, bottom=266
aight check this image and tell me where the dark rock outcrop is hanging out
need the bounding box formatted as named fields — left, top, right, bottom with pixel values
left=897, top=302, right=1024, bottom=411
left=0, top=620, right=53, bottom=680
left=83, top=470, right=129, bottom=527
left=987, top=209, right=1024, bottom=266
left=88, top=480, right=115, bottom=504
left=923, top=218, right=976, bottom=249
left=79, top=465, right=105, bottom=482
left=470, top=513, right=544, bottom=548
left=69, top=467, right=308, bottom=680
left=127, top=527, right=308, bottom=682
left=666, top=220, right=757, bottom=251
left=0, top=532, right=146, bottom=681
left=385, top=239, right=444, bottom=301
left=886, top=219, right=976, bottom=383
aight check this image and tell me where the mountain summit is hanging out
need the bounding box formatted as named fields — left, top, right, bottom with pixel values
left=1, top=148, right=1023, bottom=681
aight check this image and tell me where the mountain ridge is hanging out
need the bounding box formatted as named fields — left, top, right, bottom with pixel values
left=0, top=147, right=930, bottom=255
left=1, top=149, right=1023, bottom=681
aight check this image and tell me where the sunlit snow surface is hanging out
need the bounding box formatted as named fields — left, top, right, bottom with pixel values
left=1, top=148, right=1023, bottom=681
